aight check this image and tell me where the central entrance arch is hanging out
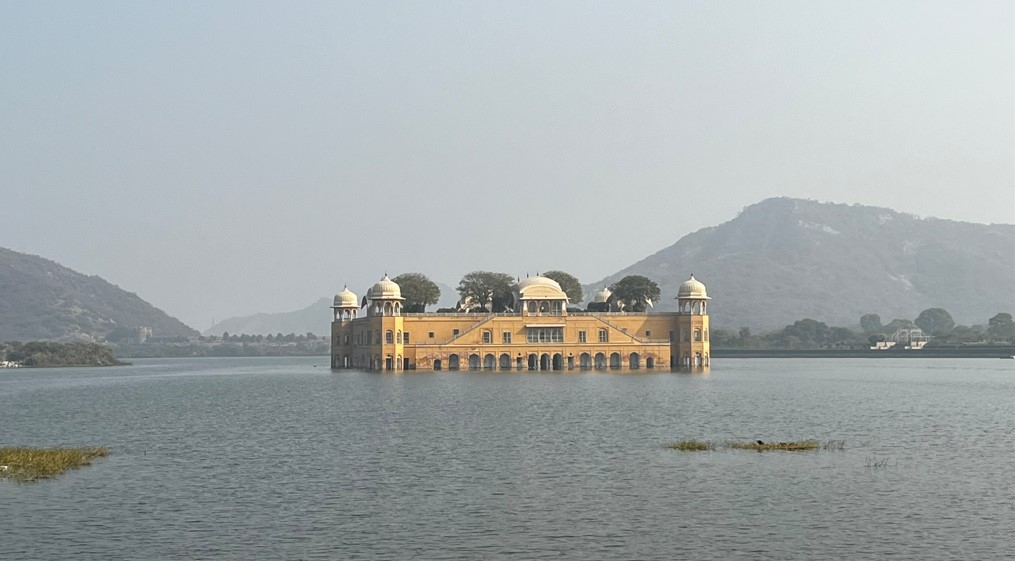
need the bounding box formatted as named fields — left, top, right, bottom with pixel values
left=540, top=353, right=551, bottom=371
left=609, top=352, right=621, bottom=369
left=448, top=354, right=460, bottom=370
left=579, top=353, right=591, bottom=369
left=594, top=353, right=606, bottom=369
left=552, top=353, right=563, bottom=370
left=629, top=352, right=640, bottom=369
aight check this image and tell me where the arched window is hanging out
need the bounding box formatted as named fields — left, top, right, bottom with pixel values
left=386, top=330, right=394, bottom=344
left=396, top=331, right=402, bottom=343
left=694, top=330, right=701, bottom=342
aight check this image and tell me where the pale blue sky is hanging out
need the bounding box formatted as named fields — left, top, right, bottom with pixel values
left=1, top=1, right=1012, bottom=329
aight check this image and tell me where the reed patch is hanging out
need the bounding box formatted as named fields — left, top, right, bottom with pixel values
left=0, top=447, right=109, bottom=482
left=666, top=439, right=714, bottom=451
left=668, top=439, right=845, bottom=452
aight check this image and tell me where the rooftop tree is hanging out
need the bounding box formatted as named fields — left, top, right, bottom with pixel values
left=609, top=275, right=661, bottom=312
left=457, top=271, right=515, bottom=312
left=542, top=270, right=583, bottom=304
left=392, top=272, right=441, bottom=313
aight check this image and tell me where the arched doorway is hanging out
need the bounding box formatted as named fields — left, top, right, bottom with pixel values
left=469, top=354, right=481, bottom=370
left=499, top=353, right=512, bottom=370
left=629, top=352, right=640, bottom=369
left=540, top=353, right=551, bottom=371
left=610, top=352, right=621, bottom=369
left=646, top=356, right=655, bottom=368
left=448, top=354, right=460, bottom=370
left=484, top=354, right=496, bottom=369
left=579, top=353, right=591, bottom=369
left=528, top=354, right=538, bottom=370
left=434, top=358, right=442, bottom=370
left=552, top=353, right=563, bottom=370
left=594, top=353, right=606, bottom=369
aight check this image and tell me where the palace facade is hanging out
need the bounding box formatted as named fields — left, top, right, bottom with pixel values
left=330, top=274, right=710, bottom=371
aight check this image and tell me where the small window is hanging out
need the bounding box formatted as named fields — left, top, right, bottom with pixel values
left=386, top=330, right=393, bottom=344
left=502, top=331, right=512, bottom=344
left=428, top=332, right=435, bottom=339
left=683, top=330, right=690, bottom=342
left=403, top=332, right=410, bottom=344
left=598, top=329, right=608, bottom=343
left=482, top=330, right=492, bottom=344
left=694, top=330, right=702, bottom=342
left=645, top=330, right=651, bottom=337
left=453, top=329, right=460, bottom=338
left=578, top=330, right=587, bottom=343
left=396, top=331, right=402, bottom=343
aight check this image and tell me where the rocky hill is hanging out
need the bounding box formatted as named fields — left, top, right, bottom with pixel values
left=204, top=298, right=333, bottom=337
left=205, top=283, right=460, bottom=336
left=0, top=247, right=199, bottom=341
left=586, top=198, right=1015, bottom=330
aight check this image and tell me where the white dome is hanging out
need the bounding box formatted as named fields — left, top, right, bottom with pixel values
left=677, top=275, right=709, bottom=299
left=515, top=275, right=567, bottom=300
left=369, top=274, right=403, bottom=300
left=333, top=286, right=358, bottom=308
left=593, top=287, right=612, bottom=303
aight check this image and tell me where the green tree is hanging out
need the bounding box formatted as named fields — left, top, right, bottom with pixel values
left=542, top=270, right=583, bottom=303
left=859, top=313, right=882, bottom=333
left=457, top=271, right=515, bottom=312
left=987, top=312, right=1015, bottom=341
left=914, top=308, right=955, bottom=336
left=609, top=275, right=661, bottom=312
left=392, top=272, right=441, bottom=313
left=884, top=318, right=916, bottom=333
left=782, top=318, right=830, bottom=346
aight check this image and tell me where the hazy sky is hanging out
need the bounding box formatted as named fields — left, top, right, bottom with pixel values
left=2, top=1, right=1012, bottom=330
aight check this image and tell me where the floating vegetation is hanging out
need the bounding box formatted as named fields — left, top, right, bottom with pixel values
left=729, top=440, right=820, bottom=451
left=666, top=439, right=714, bottom=451
left=865, top=456, right=894, bottom=469
left=823, top=439, right=846, bottom=450
left=667, top=439, right=845, bottom=452
left=0, top=447, right=109, bottom=482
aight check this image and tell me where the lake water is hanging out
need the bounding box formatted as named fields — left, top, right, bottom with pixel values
left=2, top=357, right=1013, bottom=560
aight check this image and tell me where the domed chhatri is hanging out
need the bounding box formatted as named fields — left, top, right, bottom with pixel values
left=593, top=287, right=612, bottom=303
left=331, top=271, right=710, bottom=371
left=677, top=275, right=709, bottom=300
left=515, top=275, right=567, bottom=302
left=369, top=274, right=403, bottom=300
left=333, top=286, right=359, bottom=308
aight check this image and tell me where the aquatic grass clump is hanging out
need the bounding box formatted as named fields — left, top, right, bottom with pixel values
left=0, top=447, right=109, bottom=482
left=823, top=439, right=846, bottom=451
left=667, top=439, right=714, bottom=451
left=729, top=440, right=820, bottom=452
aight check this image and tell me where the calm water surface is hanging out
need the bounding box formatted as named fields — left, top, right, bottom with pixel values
left=2, top=357, right=1013, bottom=560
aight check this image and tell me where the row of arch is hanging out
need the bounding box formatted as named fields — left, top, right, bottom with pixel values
left=433, top=352, right=656, bottom=371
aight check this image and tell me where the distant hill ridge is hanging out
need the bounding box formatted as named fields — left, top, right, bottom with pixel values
left=0, top=247, right=198, bottom=341
left=585, top=198, right=1015, bottom=329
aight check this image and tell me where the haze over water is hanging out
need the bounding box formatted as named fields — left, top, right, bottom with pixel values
left=2, top=357, right=1013, bottom=560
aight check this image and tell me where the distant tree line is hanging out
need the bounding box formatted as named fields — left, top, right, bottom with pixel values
left=0, top=341, right=125, bottom=367
left=712, top=308, right=1015, bottom=350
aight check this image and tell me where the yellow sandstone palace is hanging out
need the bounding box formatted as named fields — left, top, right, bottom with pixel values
left=330, top=274, right=710, bottom=371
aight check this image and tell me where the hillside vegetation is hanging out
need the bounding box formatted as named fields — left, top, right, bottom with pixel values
left=586, top=198, right=1015, bottom=329
left=0, top=247, right=199, bottom=341
left=0, top=341, right=125, bottom=367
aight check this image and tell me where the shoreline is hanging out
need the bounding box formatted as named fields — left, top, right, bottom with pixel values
left=713, top=346, right=1015, bottom=359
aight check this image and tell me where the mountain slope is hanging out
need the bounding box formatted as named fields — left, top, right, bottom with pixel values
left=0, top=247, right=199, bottom=341
left=204, top=298, right=333, bottom=336
left=586, top=198, right=1015, bottom=329
left=205, top=282, right=461, bottom=336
